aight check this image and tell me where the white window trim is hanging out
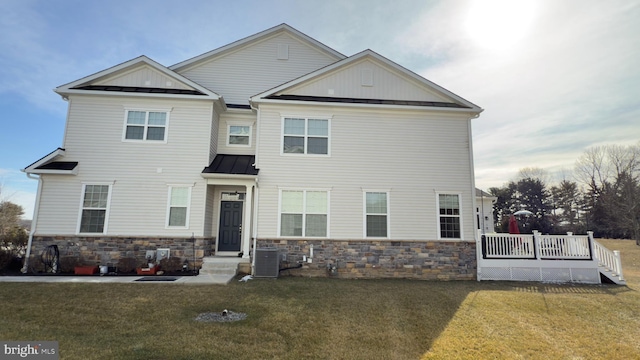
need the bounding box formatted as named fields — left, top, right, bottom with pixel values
left=122, top=107, right=172, bottom=143
left=277, top=188, right=331, bottom=238
left=225, top=120, right=254, bottom=147
left=363, top=190, right=390, bottom=239
left=436, top=192, right=463, bottom=240
left=165, top=184, right=193, bottom=229
left=280, top=116, right=331, bottom=156
left=76, top=182, right=114, bottom=235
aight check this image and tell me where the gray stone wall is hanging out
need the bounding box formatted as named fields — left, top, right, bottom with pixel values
left=257, top=239, right=477, bottom=280
left=28, top=236, right=214, bottom=272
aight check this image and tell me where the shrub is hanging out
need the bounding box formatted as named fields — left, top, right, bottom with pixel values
left=159, top=257, right=183, bottom=272
left=117, top=257, right=137, bottom=273
left=0, top=249, right=12, bottom=271
left=58, top=256, right=80, bottom=273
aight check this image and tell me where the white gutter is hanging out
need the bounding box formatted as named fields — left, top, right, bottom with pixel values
left=21, top=173, right=43, bottom=273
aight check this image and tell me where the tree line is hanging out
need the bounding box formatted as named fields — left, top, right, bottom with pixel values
left=489, top=143, right=640, bottom=244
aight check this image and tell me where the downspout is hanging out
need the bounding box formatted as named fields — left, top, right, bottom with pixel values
left=21, top=173, right=43, bottom=273
left=249, top=99, right=260, bottom=275
left=251, top=180, right=259, bottom=276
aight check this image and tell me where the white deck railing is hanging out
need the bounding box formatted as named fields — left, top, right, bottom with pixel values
left=483, top=234, right=535, bottom=258
left=482, top=231, right=591, bottom=260
left=478, top=231, right=625, bottom=284
left=593, top=239, right=625, bottom=280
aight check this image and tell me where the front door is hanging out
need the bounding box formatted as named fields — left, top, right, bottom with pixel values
left=218, top=201, right=243, bottom=252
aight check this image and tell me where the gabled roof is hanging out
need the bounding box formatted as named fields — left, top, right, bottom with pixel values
left=22, top=148, right=78, bottom=175
left=170, top=23, right=346, bottom=72
left=251, top=49, right=483, bottom=112
left=55, top=56, right=222, bottom=101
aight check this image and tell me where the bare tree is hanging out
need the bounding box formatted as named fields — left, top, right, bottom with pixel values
left=574, top=143, right=640, bottom=244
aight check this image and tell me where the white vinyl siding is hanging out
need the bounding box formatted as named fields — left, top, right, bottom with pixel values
left=255, top=103, right=475, bottom=241
left=94, top=65, right=193, bottom=90
left=166, top=186, right=192, bottom=228
left=77, top=183, right=112, bottom=234
left=176, top=32, right=340, bottom=105
left=279, top=190, right=328, bottom=237
left=364, top=191, right=389, bottom=238
left=286, top=59, right=451, bottom=102
left=34, top=95, right=212, bottom=237
left=217, top=113, right=255, bottom=155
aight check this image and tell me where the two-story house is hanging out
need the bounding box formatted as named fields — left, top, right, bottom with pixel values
left=22, top=24, right=483, bottom=280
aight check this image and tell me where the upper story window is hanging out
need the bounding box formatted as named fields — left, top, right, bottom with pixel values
left=123, top=110, right=169, bottom=142
left=228, top=125, right=251, bottom=146
left=438, top=193, right=462, bottom=239
left=282, top=117, right=329, bottom=155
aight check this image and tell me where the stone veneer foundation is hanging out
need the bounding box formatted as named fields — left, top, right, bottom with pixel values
left=28, top=236, right=214, bottom=272
left=257, top=239, right=477, bottom=280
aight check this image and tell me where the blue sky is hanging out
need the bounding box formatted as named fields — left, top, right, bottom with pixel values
left=1, top=0, right=639, bottom=219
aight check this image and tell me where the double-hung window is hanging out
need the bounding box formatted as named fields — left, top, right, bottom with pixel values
left=228, top=125, right=251, bottom=146
left=282, top=117, right=329, bottom=155
left=124, top=110, right=169, bottom=142
left=438, top=193, right=461, bottom=239
left=78, top=184, right=111, bottom=234
left=280, top=190, right=328, bottom=237
left=167, top=186, right=191, bottom=228
left=365, top=192, right=389, bottom=238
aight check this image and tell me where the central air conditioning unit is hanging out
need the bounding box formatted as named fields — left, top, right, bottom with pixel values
left=254, top=248, right=279, bottom=278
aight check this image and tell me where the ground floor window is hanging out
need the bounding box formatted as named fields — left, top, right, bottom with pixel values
left=365, top=191, right=388, bottom=238
left=78, top=184, right=111, bottom=233
left=167, top=186, right=192, bottom=228
left=438, top=193, right=461, bottom=239
left=280, top=190, right=328, bottom=237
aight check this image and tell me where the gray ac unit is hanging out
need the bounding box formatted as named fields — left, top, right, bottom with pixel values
left=254, top=248, right=279, bottom=278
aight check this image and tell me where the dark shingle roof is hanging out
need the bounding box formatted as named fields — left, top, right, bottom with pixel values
left=72, top=85, right=206, bottom=96
left=203, top=155, right=258, bottom=175
left=35, top=162, right=78, bottom=171
left=265, top=94, right=469, bottom=108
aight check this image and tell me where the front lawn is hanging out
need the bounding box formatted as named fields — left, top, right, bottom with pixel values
left=0, top=239, right=638, bottom=359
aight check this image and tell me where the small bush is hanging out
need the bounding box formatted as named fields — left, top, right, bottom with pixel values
left=117, top=257, right=137, bottom=273
left=0, top=249, right=13, bottom=271
left=58, top=256, right=80, bottom=273
left=159, top=257, right=183, bottom=272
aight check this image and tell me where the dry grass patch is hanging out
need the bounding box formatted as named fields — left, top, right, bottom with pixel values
left=0, top=239, right=638, bottom=359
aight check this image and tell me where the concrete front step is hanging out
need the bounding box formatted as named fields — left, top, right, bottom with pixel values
left=199, top=257, right=250, bottom=276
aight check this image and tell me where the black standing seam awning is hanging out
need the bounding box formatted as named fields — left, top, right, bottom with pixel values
left=202, top=154, right=258, bottom=175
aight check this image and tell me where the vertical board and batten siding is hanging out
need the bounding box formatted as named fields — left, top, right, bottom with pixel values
left=177, top=32, right=339, bottom=105
left=93, top=65, right=193, bottom=90
left=255, top=103, right=475, bottom=241
left=285, top=59, right=451, bottom=102
left=217, top=111, right=257, bottom=155
left=36, top=95, right=215, bottom=237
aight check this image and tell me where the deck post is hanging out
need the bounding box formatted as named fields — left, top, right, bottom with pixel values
left=532, top=230, right=541, bottom=260
left=613, top=250, right=625, bottom=281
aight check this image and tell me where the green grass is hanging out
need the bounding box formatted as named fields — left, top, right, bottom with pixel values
left=1, top=239, right=639, bottom=359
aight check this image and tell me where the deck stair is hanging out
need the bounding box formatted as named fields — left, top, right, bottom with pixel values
left=593, top=240, right=626, bottom=285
